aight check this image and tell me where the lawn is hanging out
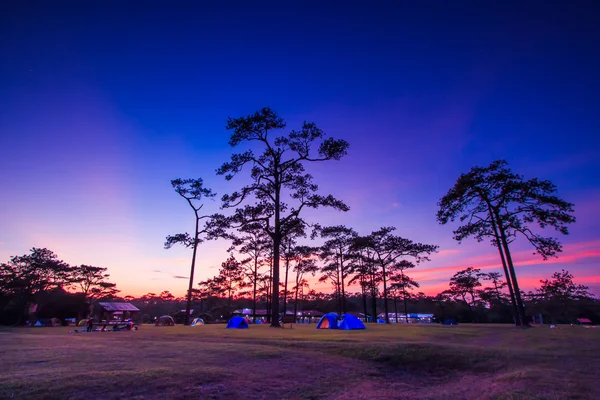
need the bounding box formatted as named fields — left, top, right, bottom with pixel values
left=0, top=323, right=598, bottom=399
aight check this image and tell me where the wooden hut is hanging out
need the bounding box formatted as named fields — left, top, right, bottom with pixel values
left=98, top=302, right=140, bottom=324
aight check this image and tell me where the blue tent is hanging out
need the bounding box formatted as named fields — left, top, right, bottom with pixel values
left=316, top=313, right=339, bottom=329
left=442, top=319, right=458, bottom=326
left=226, top=316, right=249, bottom=329
left=339, top=314, right=366, bottom=330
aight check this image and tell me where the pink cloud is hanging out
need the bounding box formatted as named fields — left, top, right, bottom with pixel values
left=516, top=275, right=600, bottom=289
left=438, top=249, right=461, bottom=256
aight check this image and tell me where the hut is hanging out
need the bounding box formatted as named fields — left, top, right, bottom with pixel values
left=98, top=302, right=140, bottom=325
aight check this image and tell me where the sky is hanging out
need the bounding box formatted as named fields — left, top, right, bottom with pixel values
left=1, top=1, right=599, bottom=297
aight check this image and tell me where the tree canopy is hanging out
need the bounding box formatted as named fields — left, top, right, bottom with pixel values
left=217, top=107, right=349, bottom=326
left=437, top=160, right=576, bottom=326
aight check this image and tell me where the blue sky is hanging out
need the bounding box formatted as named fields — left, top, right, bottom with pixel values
left=1, top=1, right=599, bottom=296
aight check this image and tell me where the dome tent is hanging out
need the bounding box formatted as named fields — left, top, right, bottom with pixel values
left=226, top=316, right=249, bottom=329
left=339, top=314, right=366, bottom=330
left=190, top=317, right=204, bottom=326
left=442, top=319, right=458, bottom=326
left=316, top=313, right=339, bottom=329
left=155, top=315, right=175, bottom=326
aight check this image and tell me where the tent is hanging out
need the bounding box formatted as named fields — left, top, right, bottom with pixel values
left=339, top=314, right=366, bottom=330
left=226, top=316, right=249, bottom=329
left=155, top=315, right=175, bottom=326
left=316, top=313, right=339, bottom=329
left=442, top=319, right=458, bottom=326
left=191, top=317, right=205, bottom=326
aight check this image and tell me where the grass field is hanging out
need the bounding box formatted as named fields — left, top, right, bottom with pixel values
left=1, top=323, right=598, bottom=399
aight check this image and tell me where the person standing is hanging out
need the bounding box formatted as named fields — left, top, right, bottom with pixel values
left=86, top=318, right=93, bottom=332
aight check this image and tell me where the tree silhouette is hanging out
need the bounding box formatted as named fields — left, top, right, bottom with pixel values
left=217, top=107, right=349, bottom=327
left=366, top=227, right=438, bottom=324
left=0, top=248, right=72, bottom=324
left=280, top=225, right=306, bottom=315
left=211, top=255, right=246, bottom=311
left=350, top=236, right=380, bottom=323
left=538, top=269, right=591, bottom=300
left=437, top=160, right=576, bottom=326
left=164, top=178, right=216, bottom=326
left=389, top=260, right=419, bottom=323
left=537, top=269, right=591, bottom=322
left=319, top=225, right=358, bottom=315
left=448, top=267, right=484, bottom=321
left=478, top=272, right=509, bottom=309
left=291, top=245, right=319, bottom=318
left=228, top=224, right=270, bottom=322
left=69, top=265, right=119, bottom=309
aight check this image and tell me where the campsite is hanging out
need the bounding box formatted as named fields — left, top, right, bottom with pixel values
left=1, top=323, right=599, bottom=399
left=2, top=2, right=600, bottom=399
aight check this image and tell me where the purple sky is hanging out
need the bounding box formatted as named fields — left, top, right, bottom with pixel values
left=1, top=2, right=599, bottom=297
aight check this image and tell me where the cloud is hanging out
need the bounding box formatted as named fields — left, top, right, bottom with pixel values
left=421, top=240, right=600, bottom=278
left=152, top=269, right=163, bottom=273
left=173, top=275, right=189, bottom=279
left=515, top=275, right=600, bottom=289
left=165, top=258, right=189, bottom=265
left=438, top=249, right=461, bottom=256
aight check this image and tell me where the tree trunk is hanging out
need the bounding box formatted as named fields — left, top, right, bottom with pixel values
left=271, top=233, right=281, bottom=327
left=283, top=257, right=290, bottom=314
left=184, top=214, right=200, bottom=326
left=394, top=294, right=399, bottom=323
left=339, top=250, right=346, bottom=315
left=403, top=287, right=409, bottom=324
left=252, top=255, right=258, bottom=323
left=335, top=265, right=342, bottom=315
left=463, top=294, right=473, bottom=322
left=270, top=173, right=282, bottom=328
left=266, top=258, right=272, bottom=324
left=470, top=291, right=477, bottom=322
left=228, top=286, right=232, bottom=310
left=361, top=281, right=368, bottom=323
left=382, top=263, right=390, bottom=324
left=293, top=273, right=300, bottom=322
left=370, top=268, right=377, bottom=323
left=495, top=212, right=529, bottom=327
left=488, top=206, right=520, bottom=325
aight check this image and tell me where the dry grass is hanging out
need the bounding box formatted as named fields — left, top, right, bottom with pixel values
left=0, top=324, right=598, bottom=399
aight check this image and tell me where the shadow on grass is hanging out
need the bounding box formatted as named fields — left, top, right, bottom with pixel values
left=321, top=343, right=509, bottom=374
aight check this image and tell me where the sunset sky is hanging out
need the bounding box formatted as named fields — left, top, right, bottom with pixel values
left=1, top=2, right=599, bottom=297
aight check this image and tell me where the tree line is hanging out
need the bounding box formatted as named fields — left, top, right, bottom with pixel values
left=167, top=107, right=580, bottom=327
left=2, top=248, right=595, bottom=326
left=0, top=248, right=117, bottom=325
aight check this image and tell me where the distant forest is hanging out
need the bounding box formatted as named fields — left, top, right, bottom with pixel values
left=0, top=247, right=597, bottom=326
